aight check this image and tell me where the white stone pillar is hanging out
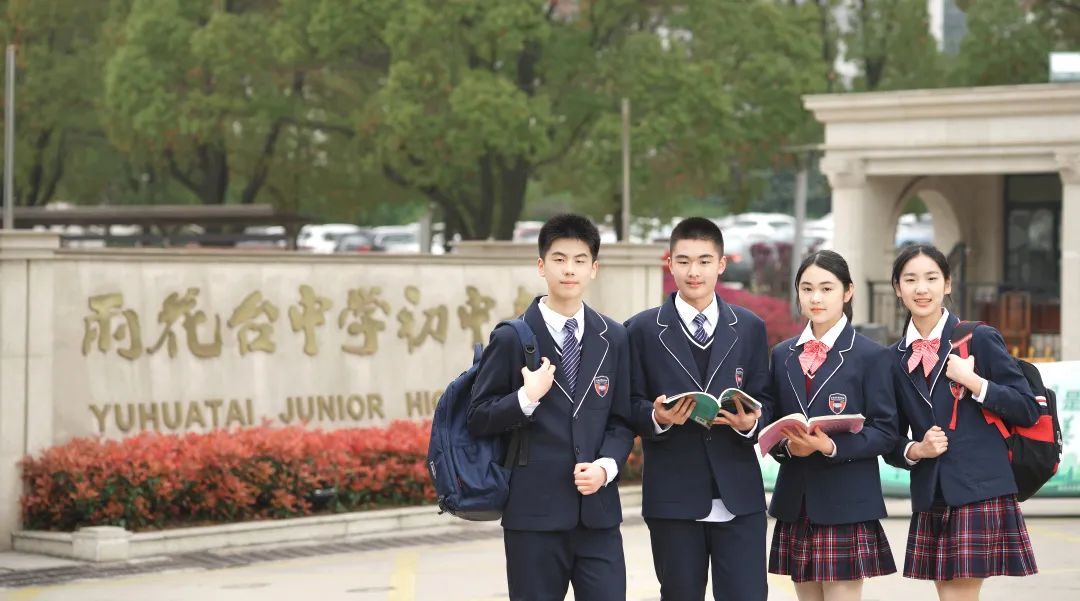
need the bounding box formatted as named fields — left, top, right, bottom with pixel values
left=0, top=231, right=59, bottom=549
left=822, top=157, right=893, bottom=325
left=1059, top=153, right=1080, bottom=361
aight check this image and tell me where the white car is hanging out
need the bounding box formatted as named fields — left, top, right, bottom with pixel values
left=297, top=224, right=363, bottom=254
left=372, top=225, right=421, bottom=253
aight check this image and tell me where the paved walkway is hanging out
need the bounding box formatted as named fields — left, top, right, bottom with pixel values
left=2, top=513, right=1079, bottom=600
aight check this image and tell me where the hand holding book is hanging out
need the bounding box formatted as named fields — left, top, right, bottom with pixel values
left=661, top=389, right=763, bottom=430
left=757, top=412, right=865, bottom=457
left=784, top=428, right=835, bottom=457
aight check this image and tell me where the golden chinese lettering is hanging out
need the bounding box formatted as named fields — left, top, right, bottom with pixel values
left=457, top=285, right=496, bottom=345
left=146, top=288, right=223, bottom=359
left=81, top=293, right=143, bottom=360
left=227, top=291, right=280, bottom=355
left=338, top=287, right=390, bottom=356
left=288, top=285, right=333, bottom=356
left=396, top=286, right=448, bottom=353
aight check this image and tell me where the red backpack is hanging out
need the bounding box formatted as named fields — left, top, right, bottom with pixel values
left=949, top=321, right=1063, bottom=501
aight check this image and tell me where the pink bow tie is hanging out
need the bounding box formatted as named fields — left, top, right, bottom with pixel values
left=908, top=338, right=941, bottom=377
left=799, top=340, right=830, bottom=377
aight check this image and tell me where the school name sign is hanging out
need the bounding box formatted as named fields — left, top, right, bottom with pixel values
left=55, top=258, right=546, bottom=441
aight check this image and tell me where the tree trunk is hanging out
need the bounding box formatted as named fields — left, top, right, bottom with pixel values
left=493, top=156, right=529, bottom=240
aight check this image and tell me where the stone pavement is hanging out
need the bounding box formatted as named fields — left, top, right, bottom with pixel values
left=1, top=499, right=1079, bottom=600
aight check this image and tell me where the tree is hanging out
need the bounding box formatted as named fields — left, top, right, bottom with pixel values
left=843, top=0, right=947, bottom=91
left=951, top=0, right=1078, bottom=86
left=0, top=0, right=111, bottom=207
left=103, top=0, right=319, bottom=206
left=547, top=1, right=825, bottom=232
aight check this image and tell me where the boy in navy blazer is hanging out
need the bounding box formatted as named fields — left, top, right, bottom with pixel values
left=467, top=214, right=635, bottom=601
left=624, top=217, right=773, bottom=601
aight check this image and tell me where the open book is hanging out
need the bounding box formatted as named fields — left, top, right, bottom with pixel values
left=662, top=389, right=763, bottom=430
left=757, top=413, right=865, bottom=457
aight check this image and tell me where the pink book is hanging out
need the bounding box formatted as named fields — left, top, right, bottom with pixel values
left=758, top=413, right=865, bottom=457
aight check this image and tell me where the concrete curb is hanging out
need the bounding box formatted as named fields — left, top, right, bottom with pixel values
left=11, top=485, right=1076, bottom=563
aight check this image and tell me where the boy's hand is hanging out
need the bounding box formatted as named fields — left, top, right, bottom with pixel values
left=522, top=357, right=556, bottom=403
left=654, top=395, right=695, bottom=426
left=714, top=398, right=760, bottom=431
left=574, top=463, right=606, bottom=495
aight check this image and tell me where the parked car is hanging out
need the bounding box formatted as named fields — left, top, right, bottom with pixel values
left=372, top=225, right=421, bottom=253
left=333, top=231, right=376, bottom=253
left=236, top=225, right=288, bottom=249
left=298, top=224, right=363, bottom=254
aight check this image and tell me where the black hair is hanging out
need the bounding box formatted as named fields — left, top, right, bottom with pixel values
left=795, top=250, right=854, bottom=321
left=669, top=217, right=724, bottom=256
left=538, top=214, right=601, bottom=260
left=891, top=244, right=951, bottom=286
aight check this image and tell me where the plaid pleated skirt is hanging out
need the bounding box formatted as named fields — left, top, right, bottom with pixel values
left=769, top=510, right=897, bottom=583
left=905, top=494, right=1038, bottom=580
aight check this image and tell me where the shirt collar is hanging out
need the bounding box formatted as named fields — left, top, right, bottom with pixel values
left=538, top=296, right=585, bottom=340
left=905, top=308, right=950, bottom=345
left=673, top=292, right=719, bottom=330
left=796, top=314, right=848, bottom=348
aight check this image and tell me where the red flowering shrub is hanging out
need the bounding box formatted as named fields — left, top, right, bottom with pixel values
left=20, top=422, right=435, bottom=532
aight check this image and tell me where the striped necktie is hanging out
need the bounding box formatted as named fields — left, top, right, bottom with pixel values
left=692, top=313, right=709, bottom=344
left=561, top=318, right=580, bottom=396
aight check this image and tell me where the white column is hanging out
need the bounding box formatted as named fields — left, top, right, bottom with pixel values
left=822, top=157, right=893, bottom=325
left=0, top=231, right=59, bottom=549
left=1059, top=153, right=1080, bottom=361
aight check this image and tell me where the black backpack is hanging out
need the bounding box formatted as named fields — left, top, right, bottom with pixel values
left=950, top=321, right=1064, bottom=501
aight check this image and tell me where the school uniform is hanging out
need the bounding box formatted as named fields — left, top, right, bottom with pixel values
left=624, top=292, right=773, bottom=601
left=468, top=296, right=635, bottom=601
left=766, top=315, right=898, bottom=583
left=884, top=309, right=1039, bottom=581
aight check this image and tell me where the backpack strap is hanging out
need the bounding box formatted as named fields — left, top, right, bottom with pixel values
left=494, top=319, right=540, bottom=468
left=948, top=320, right=1011, bottom=438
left=947, top=320, right=983, bottom=430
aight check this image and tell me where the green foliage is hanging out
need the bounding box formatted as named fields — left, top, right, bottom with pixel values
left=2, top=0, right=1075, bottom=235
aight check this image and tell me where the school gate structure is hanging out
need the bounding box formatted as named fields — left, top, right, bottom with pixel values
left=804, top=82, right=1079, bottom=362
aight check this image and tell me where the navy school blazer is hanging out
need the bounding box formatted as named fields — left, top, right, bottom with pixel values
left=466, top=297, right=635, bottom=531
left=767, top=323, right=899, bottom=526
left=624, top=293, right=775, bottom=520
left=884, top=314, right=1039, bottom=512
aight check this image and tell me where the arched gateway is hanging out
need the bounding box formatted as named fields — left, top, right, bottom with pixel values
left=804, top=83, right=1080, bottom=361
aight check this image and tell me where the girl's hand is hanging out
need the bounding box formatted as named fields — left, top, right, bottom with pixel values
left=945, top=354, right=981, bottom=393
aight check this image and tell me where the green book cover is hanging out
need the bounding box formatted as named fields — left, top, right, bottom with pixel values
left=663, top=389, right=762, bottom=429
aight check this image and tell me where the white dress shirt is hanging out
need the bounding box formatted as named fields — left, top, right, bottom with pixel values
left=516, top=297, right=616, bottom=485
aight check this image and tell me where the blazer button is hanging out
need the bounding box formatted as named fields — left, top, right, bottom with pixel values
left=575, top=446, right=582, bottom=456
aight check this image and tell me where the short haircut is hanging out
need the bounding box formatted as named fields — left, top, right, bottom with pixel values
left=538, top=214, right=601, bottom=260
left=669, top=217, right=724, bottom=256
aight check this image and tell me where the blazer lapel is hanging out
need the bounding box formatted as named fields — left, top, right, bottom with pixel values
left=524, top=299, right=571, bottom=404
left=656, top=296, right=705, bottom=392
left=928, top=315, right=960, bottom=398
left=784, top=342, right=808, bottom=415
left=807, top=325, right=854, bottom=407
left=571, top=306, right=610, bottom=417
left=704, top=295, right=738, bottom=393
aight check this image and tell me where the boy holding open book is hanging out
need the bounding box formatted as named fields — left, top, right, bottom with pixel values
left=625, top=217, right=774, bottom=601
